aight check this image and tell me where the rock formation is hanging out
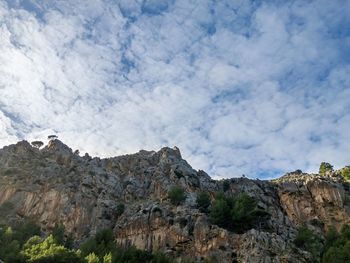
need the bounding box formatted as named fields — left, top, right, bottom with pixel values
left=0, top=140, right=349, bottom=262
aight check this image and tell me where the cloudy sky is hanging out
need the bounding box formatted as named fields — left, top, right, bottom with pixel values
left=0, top=0, right=349, bottom=179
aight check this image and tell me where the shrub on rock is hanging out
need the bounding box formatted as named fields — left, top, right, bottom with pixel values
left=168, top=186, right=186, bottom=205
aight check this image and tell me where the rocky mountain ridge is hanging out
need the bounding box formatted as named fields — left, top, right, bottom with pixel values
left=0, top=139, right=349, bottom=262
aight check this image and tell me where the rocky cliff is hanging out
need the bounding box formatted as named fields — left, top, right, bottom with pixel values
left=0, top=140, right=349, bottom=262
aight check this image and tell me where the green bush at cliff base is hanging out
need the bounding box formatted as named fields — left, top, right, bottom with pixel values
left=21, top=235, right=82, bottom=263
left=0, top=221, right=176, bottom=263
left=293, top=224, right=350, bottom=263
left=0, top=220, right=41, bottom=262
left=80, top=229, right=175, bottom=263
left=322, top=225, right=350, bottom=263
left=293, top=226, right=322, bottom=262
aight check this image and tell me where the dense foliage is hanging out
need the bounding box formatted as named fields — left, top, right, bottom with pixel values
left=339, top=166, right=350, bottom=181
left=196, top=192, right=211, bottom=213
left=319, top=162, right=334, bottom=175
left=22, top=235, right=82, bottom=263
left=209, top=193, right=268, bottom=233
left=0, top=220, right=41, bottom=262
left=322, top=225, right=350, bottom=263
left=0, top=222, right=174, bottom=263
left=293, top=226, right=322, bottom=262
left=115, top=204, right=125, bottom=217
left=168, top=186, right=186, bottom=205
left=293, top=225, right=350, bottom=263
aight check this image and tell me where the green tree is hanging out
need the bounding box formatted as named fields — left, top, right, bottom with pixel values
left=340, top=167, right=350, bottom=180
left=0, top=221, right=41, bottom=263
left=231, top=193, right=259, bottom=231
left=150, top=251, right=173, bottom=263
left=116, top=204, right=125, bottom=217
left=31, top=141, right=44, bottom=149
left=209, top=193, right=268, bottom=233
left=80, top=229, right=115, bottom=259
left=0, top=222, right=174, bottom=263
left=0, top=239, right=24, bottom=263
left=168, top=186, right=186, bottom=206
left=294, top=226, right=322, bottom=262
left=102, top=252, right=112, bottom=263
left=113, top=246, right=153, bottom=263
left=21, top=235, right=82, bottom=263
left=319, top=162, right=334, bottom=175
left=85, top=253, right=100, bottom=263
left=324, top=226, right=338, bottom=252
left=52, top=224, right=65, bottom=245
left=322, top=242, right=350, bottom=263
left=222, top=180, right=230, bottom=192
left=13, top=220, right=41, bottom=246
left=196, top=191, right=211, bottom=212
left=209, top=198, right=230, bottom=227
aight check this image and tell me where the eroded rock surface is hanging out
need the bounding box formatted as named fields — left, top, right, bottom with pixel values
left=0, top=140, right=349, bottom=262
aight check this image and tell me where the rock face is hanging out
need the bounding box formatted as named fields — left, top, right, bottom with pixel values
left=0, top=140, right=349, bottom=262
left=276, top=172, right=350, bottom=232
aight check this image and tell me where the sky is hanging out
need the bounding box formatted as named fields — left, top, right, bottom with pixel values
left=0, top=0, right=349, bottom=179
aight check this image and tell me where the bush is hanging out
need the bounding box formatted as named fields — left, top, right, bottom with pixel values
left=340, top=167, right=350, bottom=181
left=103, top=252, right=112, bottom=263
left=85, top=253, right=100, bottom=263
left=322, top=225, right=350, bottom=263
left=0, top=220, right=42, bottom=262
left=52, top=224, right=65, bottom=245
left=13, top=220, right=41, bottom=246
left=294, top=226, right=322, bottom=262
left=0, top=201, right=15, bottom=216
left=113, top=246, right=153, bottom=263
left=196, top=192, right=211, bottom=212
left=0, top=222, right=174, bottom=263
left=210, top=198, right=230, bottom=227
left=222, top=180, right=230, bottom=192
left=168, top=186, right=186, bottom=205
left=324, top=226, right=338, bottom=252
left=231, top=193, right=260, bottom=230
left=80, top=229, right=115, bottom=259
left=116, top=204, right=125, bottom=217
left=31, top=141, right=44, bottom=149
left=209, top=193, right=268, bottom=233
left=21, top=234, right=82, bottom=263
left=319, top=162, right=334, bottom=175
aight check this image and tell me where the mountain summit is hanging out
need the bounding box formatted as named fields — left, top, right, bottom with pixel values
left=0, top=140, right=349, bottom=262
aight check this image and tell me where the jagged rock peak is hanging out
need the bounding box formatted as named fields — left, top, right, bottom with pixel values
left=0, top=140, right=39, bottom=159
left=3, top=140, right=33, bottom=153
left=44, top=139, right=73, bottom=154
left=158, top=146, right=182, bottom=160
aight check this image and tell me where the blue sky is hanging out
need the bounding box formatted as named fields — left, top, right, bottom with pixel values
left=0, top=0, right=349, bottom=179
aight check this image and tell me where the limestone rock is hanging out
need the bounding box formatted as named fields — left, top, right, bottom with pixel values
left=0, top=140, right=349, bottom=262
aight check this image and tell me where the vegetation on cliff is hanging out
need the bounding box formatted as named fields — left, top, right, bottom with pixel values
left=168, top=186, right=186, bottom=205
left=319, top=162, right=334, bottom=176
left=322, top=225, right=350, bottom=263
left=293, top=225, right=350, bottom=263
left=339, top=166, right=350, bottom=181
left=208, top=192, right=269, bottom=233
left=293, top=226, right=322, bottom=262
left=0, top=140, right=349, bottom=263
left=196, top=191, right=211, bottom=213
left=0, top=222, right=174, bottom=263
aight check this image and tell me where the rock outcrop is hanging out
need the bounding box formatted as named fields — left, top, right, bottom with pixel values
left=0, top=140, right=349, bottom=262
